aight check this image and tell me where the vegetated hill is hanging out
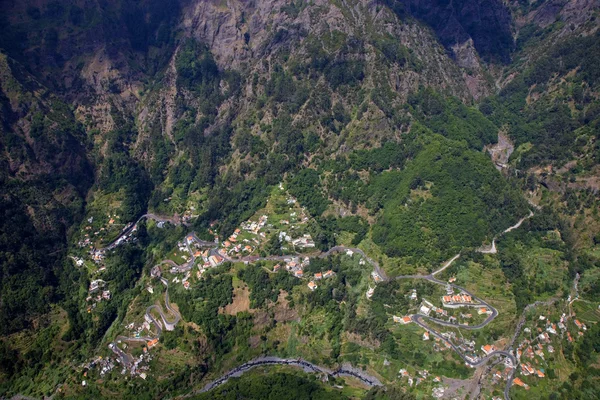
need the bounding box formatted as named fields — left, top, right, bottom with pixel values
left=0, top=0, right=599, bottom=397
left=371, top=134, right=528, bottom=267
left=0, top=53, right=93, bottom=334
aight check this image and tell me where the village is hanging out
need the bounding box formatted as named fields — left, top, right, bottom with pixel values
left=391, top=276, right=491, bottom=329
left=387, top=269, right=595, bottom=396
left=75, top=184, right=388, bottom=383
left=217, top=185, right=315, bottom=258
left=69, top=184, right=598, bottom=397
left=507, top=309, right=589, bottom=391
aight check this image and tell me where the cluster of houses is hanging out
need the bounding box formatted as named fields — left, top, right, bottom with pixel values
left=291, top=234, right=315, bottom=249
left=441, top=292, right=473, bottom=307
left=77, top=215, right=120, bottom=246
left=224, top=224, right=262, bottom=254
left=126, top=320, right=155, bottom=339
left=416, top=297, right=481, bottom=326
left=172, top=271, right=193, bottom=290
left=307, top=269, right=336, bottom=291
left=225, top=207, right=314, bottom=256
left=395, top=311, right=505, bottom=365
left=398, top=368, right=435, bottom=388
left=148, top=234, right=225, bottom=293
left=491, top=364, right=514, bottom=385
left=271, top=257, right=336, bottom=291
left=86, top=279, right=111, bottom=311
left=273, top=256, right=310, bottom=277
left=510, top=312, right=590, bottom=391
left=110, top=339, right=154, bottom=378
left=77, top=214, right=133, bottom=254
left=82, top=355, right=116, bottom=385
left=440, top=282, right=476, bottom=308
left=196, top=250, right=224, bottom=269
left=416, top=299, right=448, bottom=318
left=222, top=238, right=255, bottom=255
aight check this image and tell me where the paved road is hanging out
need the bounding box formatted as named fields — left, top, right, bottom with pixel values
left=101, top=213, right=184, bottom=251
left=216, top=245, right=390, bottom=281
left=109, top=279, right=180, bottom=366
left=108, top=210, right=537, bottom=398
left=431, top=253, right=461, bottom=276
left=509, top=298, right=558, bottom=349
left=387, top=211, right=536, bottom=400
left=197, top=357, right=383, bottom=394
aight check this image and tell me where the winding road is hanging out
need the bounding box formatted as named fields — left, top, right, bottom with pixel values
left=101, top=213, right=185, bottom=251
left=108, top=210, right=539, bottom=398
left=109, top=278, right=180, bottom=367
left=387, top=211, right=535, bottom=400
left=198, top=357, right=383, bottom=394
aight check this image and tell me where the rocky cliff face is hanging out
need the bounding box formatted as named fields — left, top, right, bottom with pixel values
left=1, top=0, right=598, bottom=219
left=383, top=0, right=514, bottom=62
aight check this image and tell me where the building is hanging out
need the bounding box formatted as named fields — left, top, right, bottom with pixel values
left=513, top=378, right=529, bottom=390
left=534, top=349, right=544, bottom=358
left=366, top=287, right=375, bottom=299
left=419, top=305, right=431, bottom=316
left=478, top=307, right=491, bottom=315
left=308, top=281, right=317, bottom=291
left=393, top=315, right=412, bottom=324
left=538, top=332, right=550, bottom=343
left=371, top=271, right=383, bottom=282
left=89, top=280, right=105, bottom=293
left=323, top=270, right=335, bottom=279
left=521, top=363, right=535, bottom=376
left=273, top=264, right=281, bottom=272
left=208, top=255, right=223, bottom=267
left=481, top=344, right=496, bottom=355
left=423, top=331, right=430, bottom=340
left=314, top=272, right=323, bottom=280
left=536, top=370, right=545, bottom=378
left=147, top=339, right=159, bottom=348
left=294, top=270, right=304, bottom=278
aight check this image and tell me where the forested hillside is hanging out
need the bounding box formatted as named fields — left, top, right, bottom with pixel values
left=0, top=0, right=599, bottom=399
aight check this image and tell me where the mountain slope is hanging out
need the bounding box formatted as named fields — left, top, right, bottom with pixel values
left=0, top=0, right=599, bottom=398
